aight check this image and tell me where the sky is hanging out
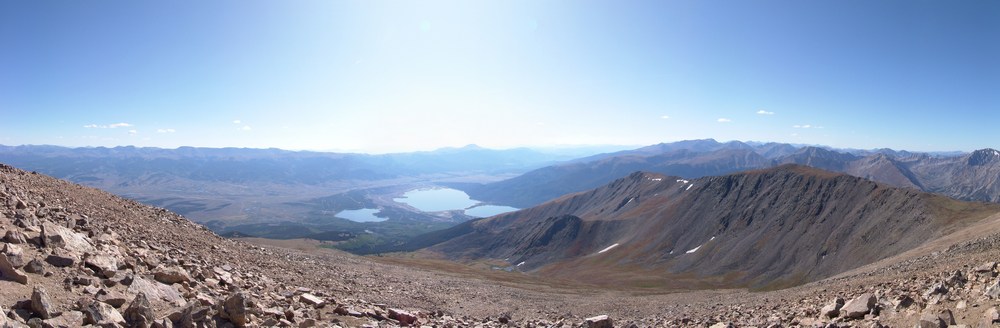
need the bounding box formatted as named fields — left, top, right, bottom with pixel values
left=1, top=0, right=999, bottom=153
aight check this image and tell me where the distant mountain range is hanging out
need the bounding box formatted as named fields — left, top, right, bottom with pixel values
left=422, top=165, right=1000, bottom=289
left=455, top=139, right=1000, bottom=208
left=0, top=144, right=582, bottom=184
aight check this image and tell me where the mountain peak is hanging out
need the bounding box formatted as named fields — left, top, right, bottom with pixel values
left=968, top=148, right=1000, bottom=166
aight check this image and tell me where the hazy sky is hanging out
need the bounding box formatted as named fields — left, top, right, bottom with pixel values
left=2, top=1, right=999, bottom=153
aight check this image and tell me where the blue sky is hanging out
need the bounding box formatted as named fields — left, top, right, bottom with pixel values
left=1, top=0, right=998, bottom=153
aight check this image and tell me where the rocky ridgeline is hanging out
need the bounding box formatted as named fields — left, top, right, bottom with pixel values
left=672, top=234, right=1000, bottom=328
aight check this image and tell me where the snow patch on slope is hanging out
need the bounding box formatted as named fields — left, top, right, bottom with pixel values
left=597, top=243, right=620, bottom=254
left=685, top=236, right=716, bottom=254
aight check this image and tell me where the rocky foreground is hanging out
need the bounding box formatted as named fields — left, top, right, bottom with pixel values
left=6, top=163, right=1000, bottom=327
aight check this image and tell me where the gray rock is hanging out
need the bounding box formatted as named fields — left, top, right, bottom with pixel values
left=221, top=292, right=249, bottom=327
left=41, top=310, right=84, bottom=328
left=123, top=292, right=155, bottom=328
left=22, top=259, right=45, bottom=274
left=924, top=283, right=948, bottom=298
left=153, top=267, right=190, bottom=285
left=299, top=293, right=324, bottom=308
left=97, top=291, right=128, bottom=309
left=935, top=309, right=955, bottom=326
left=0, top=253, right=28, bottom=284
left=389, top=308, right=418, bottom=326
left=917, top=312, right=943, bottom=328
left=152, top=318, right=173, bottom=328
left=584, top=315, right=614, bottom=328
left=177, top=305, right=210, bottom=328
left=297, top=318, right=316, bottom=328
left=840, top=293, right=876, bottom=319
left=820, top=297, right=845, bottom=318
left=40, top=223, right=94, bottom=253
left=83, top=254, right=118, bottom=278
left=3, top=230, right=26, bottom=244
left=3, top=243, right=26, bottom=268
left=986, top=280, right=1000, bottom=298
left=975, top=262, right=997, bottom=273
left=83, top=301, right=125, bottom=326
left=127, top=276, right=182, bottom=304
left=30, top=287, right=54, bottom=319
left=44, top=252, right=76, bottom=267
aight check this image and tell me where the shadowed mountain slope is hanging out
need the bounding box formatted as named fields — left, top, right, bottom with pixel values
left=425, top=165, right=1000, bottom=290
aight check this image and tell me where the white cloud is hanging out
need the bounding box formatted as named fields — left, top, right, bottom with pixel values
left=83, top=122, right=133, bottom=129
left=660, top=115, right=670, bottom=119
left=756, top=110, right=775, bottom=115
left=128, top=129, right=138, bottom=135
left=233, top=120, right=241, bottom=124
left=241, top=125, right=252, bottom=131
left=717, top=118, right=732, bottom=123
left=793, top=124, right=824, bottom=129
left=156, top=128, right=176, bottom=133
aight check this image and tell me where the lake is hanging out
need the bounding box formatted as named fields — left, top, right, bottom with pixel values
left=394, top=187, right=518, bottom=217
left=335, top=208, right=387, bottom=222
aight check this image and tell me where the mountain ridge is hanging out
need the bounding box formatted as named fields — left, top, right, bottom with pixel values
left=424, top=164, right=1000, bottom=289
left=457, top=140, right=1000, bottom=208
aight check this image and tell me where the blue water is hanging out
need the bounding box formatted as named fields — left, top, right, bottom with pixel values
left=395, top=188, right=519, bottom=217
left=465, top=205, right=519, bottom=217
left=394, top=188, right=478, bottom=212
left=335, top=208, right=387, bottom=222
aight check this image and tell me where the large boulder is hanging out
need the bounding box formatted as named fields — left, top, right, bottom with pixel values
left=127, top=276, right=182, bottom=305
left=153, top=267, right=191, bottom=285
left=40, top=222, right=94, bottom=253
left=83, top=254, right=118, bottom=278
left=221, top=292, right=250, bottom=327
left=30, top=286, right=54, bottom=319
left=2, top=243, right=26, bottom=268
left=299, top=293, right=325, bottom=308
left=0, top=253, right=28, bottom=284
left=583, top=315, right=614, bottom=328
left=986, top=280, right=1000, bottom=298
left=389, top=308, right=418, bottom=326
left=840, top=294, right=876, bottom=319
left=44, top=251, right=77, bottom=267
left=123, top=292, right=155, bottom=328
left=3, top=230, right=27, bottom=244
left=83, top=301, right=125, bottom=326
left=820, top=297, right=845, bottom=318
